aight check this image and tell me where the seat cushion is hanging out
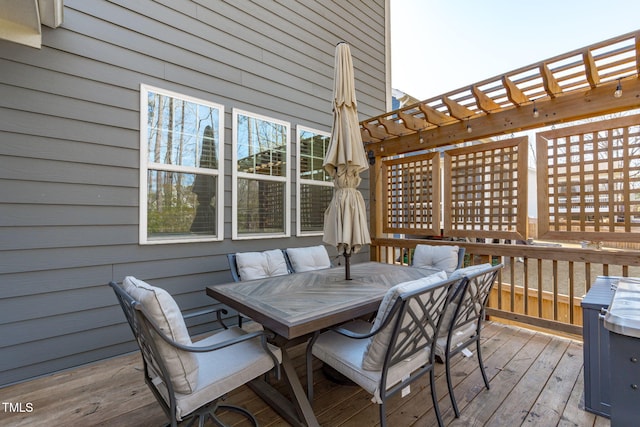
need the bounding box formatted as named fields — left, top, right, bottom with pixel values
left=362, top=271, right=448, bottom=371
left=235, top=249, right=289, bottom=281
left=312, top=320, right=430, bottom=404
left=286, top=245, right=331, bottom=272
left=169, top=327, right=281, bottom=421
left=413, top=244, right=460, bottom=274
left=122, top=276, right=198, bottom=394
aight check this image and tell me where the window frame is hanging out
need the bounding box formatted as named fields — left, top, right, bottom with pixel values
left=296, top=125, right=333, bottom=236
left=139, top=84, right=225, bottom=245
left=232, top=108, right=291, bottom=240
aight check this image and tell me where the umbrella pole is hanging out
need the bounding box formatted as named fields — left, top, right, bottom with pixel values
left=344, top=248, right=352, bottom=280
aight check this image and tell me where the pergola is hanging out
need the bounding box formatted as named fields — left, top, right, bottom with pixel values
left=361, top=30, right=640, bottom=157
left=360, top=30, right=640, bottom=336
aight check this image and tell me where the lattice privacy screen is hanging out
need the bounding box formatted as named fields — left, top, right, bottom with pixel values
left=382, top=152, right=440, bottom=235
left=537, top=115, right=640, bottom=241
left=444, top=137, right=528, bottom=239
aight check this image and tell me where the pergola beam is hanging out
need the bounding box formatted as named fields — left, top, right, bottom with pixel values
left=379, top=117, right=410, bottom=136
left=419, top=103, right=454, bottom=126
left=584, top=50, right=600, bottom=88
left=398, top=111, right=428, bottom=131
left=502, top=76, right=529, bottom=105
left=541, top=63, right=562, bottom=98
left=365, top=77, right=640, bottom=157
left=443, top=96, right=475, bottom=120
left=472, top=85, right=501, bottom=113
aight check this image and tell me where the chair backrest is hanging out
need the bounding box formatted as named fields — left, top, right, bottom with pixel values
left=227, top=249, right=293, bottom=282
left=447, top=263, right=503, bottom=336
left=109, top=281, right=187, bottom=407
left=411, top=244, right=465, bottom=274
left=361, top=272, right=464, bottom=372
left=285, top=245, right=331, bottom=272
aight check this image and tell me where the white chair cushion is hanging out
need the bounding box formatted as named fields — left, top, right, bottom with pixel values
left=168, top=327, right=281, bottom=421
left=413, top=244, right=460, bottom=274
left=435, top=321, right=477, bottom=360
left=312, top=320, right=430, bottom=404
left=123, top=276, right=198, bottom=394
left=362, top=271, right=448, bottom=371
left=286, top=245, right=331, bottom=272
left=235, top=249, right=289, bottom=281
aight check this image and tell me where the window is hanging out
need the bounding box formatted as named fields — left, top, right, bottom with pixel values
left=297, top=126, right=333, bottom=235
left=232, top=109, right=290, bottom=239
left=139, top=85, right=224, bottom=244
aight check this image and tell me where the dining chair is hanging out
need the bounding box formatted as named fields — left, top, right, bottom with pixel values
left=411, top=243, right=465, bottom=275
left=285, top=245, right=332, bottom=272
left=109, top=277, right=281, bottom=427
left=435, top=263, right=503, bottom=418
left=226, top=249, right=293, bottom=326
left=305, top=271, right=466, bottom=427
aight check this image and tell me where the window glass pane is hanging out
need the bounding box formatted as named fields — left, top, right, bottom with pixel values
left=146, top=91, right=220, bottom=170
left=237, top=177, right=285, bottom=235
left=236, top=114, right=287, bottom=176
left=299, top=129, right=331, bottom=182
left=147, top=171, right=217, bottom=239
left=300, top=184, right=333, bottom=232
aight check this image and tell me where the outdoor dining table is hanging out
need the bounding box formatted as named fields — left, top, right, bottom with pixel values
left=206, top=261, right=438, bottom=427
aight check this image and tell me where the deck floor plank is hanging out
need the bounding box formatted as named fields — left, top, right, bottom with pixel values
left=483, top=333, right=570, bottom=426
left=0, top=322, right=611, bottom=427
left=557, top=366, right=597, bottom=427
left=523, top=340, right=585, bottom=426
left=450, top=331, right=554, bottom=426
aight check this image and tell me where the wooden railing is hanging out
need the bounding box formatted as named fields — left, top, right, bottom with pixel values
left=371, top=237, right=640, bottom=336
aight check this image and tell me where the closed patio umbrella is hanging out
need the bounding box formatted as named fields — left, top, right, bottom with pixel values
left=323, top=42, right=371, bottom=280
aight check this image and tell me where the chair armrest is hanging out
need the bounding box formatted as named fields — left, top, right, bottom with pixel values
left=328, top=305, right=401, bottom=340
left=183, top=307, right=229, bottom=329
left=135, top=304, right=280, bottom=379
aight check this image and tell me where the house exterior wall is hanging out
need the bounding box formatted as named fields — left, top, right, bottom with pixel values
left=0, top=0, right=387, bottom=386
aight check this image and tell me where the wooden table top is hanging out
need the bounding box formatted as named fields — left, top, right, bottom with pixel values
left=206, top=261, right=435, bottom=340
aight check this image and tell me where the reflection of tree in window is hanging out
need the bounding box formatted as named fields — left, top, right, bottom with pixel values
left=191, top=125, right=218, bottom=233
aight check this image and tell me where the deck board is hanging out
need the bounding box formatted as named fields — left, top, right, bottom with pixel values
left=0, top=322, right=611, bottom=427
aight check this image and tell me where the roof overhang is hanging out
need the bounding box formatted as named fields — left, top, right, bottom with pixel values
left=0, top=0, right=64, bottom=49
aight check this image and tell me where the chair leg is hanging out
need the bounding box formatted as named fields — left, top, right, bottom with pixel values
left=477, top=337, right=490, bottom=389
left=216, top=404, right=258, bottom=426
left=379, top=402, right=387, bottom=427
left=430, top=368, right=444, bottom=427
left=445, top=351, right=460, bottom=418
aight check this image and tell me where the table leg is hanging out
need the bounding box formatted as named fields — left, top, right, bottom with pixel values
left=248, top=349, right=319, bottom=427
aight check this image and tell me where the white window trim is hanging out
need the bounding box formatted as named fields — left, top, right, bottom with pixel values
left=232, top=108, right=291, bottom=240
left=139, top=84, right=224, bottom=244
left=296, top=125, right=333, bottom=236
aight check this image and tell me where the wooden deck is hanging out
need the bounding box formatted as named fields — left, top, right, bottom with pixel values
left=0, top=322, right=610, bottom=427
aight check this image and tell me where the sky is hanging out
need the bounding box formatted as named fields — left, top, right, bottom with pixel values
left=391, top=0, right=640, bottom=100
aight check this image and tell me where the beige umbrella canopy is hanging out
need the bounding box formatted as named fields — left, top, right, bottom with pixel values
left=323, top=42, right=371, bottom=280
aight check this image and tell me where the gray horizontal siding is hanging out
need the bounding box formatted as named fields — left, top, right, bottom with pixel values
left=0, top=0, right=386, bottom=386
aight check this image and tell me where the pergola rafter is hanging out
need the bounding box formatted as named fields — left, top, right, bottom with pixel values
left=361, top=30, right=640, bottom=157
